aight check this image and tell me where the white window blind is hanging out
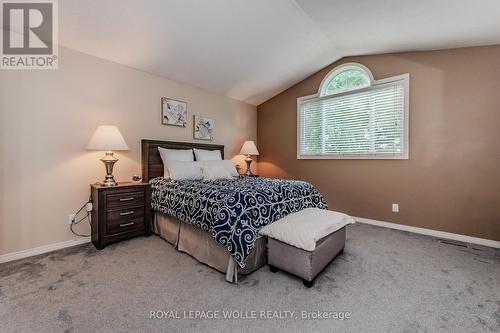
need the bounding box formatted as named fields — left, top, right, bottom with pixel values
left=298, top=76, right=408, bottom=159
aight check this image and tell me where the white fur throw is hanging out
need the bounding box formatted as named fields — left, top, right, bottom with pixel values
left=259, top=208, right=355, bottom=251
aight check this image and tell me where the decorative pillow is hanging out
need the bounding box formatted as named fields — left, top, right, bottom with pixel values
left=202, top=163, right=234, bottom=180
left=158, top=147, right=194, bottom=178
left=193, top=148, right=222, bottom=161
left=202, top=160, right=239, bottom=177
left=167, top=161, right=203, bottom=181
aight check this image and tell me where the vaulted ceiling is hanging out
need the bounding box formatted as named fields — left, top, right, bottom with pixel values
left=60, top=0, right=500, bottom=105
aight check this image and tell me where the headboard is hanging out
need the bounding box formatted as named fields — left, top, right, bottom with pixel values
left=141, top=139, right=225, bottom=181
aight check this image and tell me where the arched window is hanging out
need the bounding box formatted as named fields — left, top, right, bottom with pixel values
left=320, top=64, right=373, bottom=96
left=298, top=63, right=409, bottom=159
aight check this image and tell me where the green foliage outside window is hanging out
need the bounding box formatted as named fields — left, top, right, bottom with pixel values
left=323, top=69, right=370, bottom=95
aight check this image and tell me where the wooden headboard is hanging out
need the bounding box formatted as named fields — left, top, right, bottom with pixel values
left=141, top=139, right=225, bottom=181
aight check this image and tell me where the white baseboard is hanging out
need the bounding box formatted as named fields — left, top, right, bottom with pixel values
left=355, top=216, right=500, bottom=249
left=0, top=237, right=90, bottom=264
left=2, top=217, right=498, bottom=263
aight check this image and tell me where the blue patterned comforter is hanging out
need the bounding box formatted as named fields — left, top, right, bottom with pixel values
left=150, top=176, right=327, bottom=268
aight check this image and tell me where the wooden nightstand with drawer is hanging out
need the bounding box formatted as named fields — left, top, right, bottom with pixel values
left=90, top=182, right=151, bottom=250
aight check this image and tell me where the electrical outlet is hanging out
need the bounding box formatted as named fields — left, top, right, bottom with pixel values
left=392, top=203, right=399, bottom=213
left=68, top=214, right=76, bottom=225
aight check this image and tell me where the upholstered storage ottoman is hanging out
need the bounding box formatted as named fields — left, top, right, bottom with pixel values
left=260, top=208, right=354, bottom=288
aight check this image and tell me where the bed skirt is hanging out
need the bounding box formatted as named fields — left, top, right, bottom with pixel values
left=154, top=212, right=267, bottom=283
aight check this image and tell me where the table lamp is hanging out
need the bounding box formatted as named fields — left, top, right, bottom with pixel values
left=86, top=125, right=129, bottom=186
left=239, top=140, right=259, bottom=176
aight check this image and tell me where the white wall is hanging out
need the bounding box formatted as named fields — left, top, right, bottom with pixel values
left=0, top=47, right=257, bottom=255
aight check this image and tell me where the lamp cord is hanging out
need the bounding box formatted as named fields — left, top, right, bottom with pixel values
left=70, top=194, right=92, bottom=238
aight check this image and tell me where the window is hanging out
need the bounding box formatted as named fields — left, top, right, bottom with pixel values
left=298, top=63, right=409, bottom=159
left=321, top=68, right=370, bottom=95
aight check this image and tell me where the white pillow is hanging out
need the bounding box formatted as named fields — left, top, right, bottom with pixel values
left=167, top=161, right=203, bottom=181
left=202, top=164, right=233, bottom=180
left=202, top=160, right=239, bottom=177
left=193, top=148, right=222, bottom=161
left=158, top=147, right=194, bottom=178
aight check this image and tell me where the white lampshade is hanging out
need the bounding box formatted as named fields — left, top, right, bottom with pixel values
left=86, top=125, right=129, bottom=151
left=239, top=140, right=259, bottom=156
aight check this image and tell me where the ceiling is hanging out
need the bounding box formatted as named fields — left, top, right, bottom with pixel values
left=60, top=0, right=500, bottom=105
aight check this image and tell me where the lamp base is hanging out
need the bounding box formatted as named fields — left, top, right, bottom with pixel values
left=244, top=155, right=253, bottom=176
left=101, top=176, right=118, bottom=187
left=100, top=151, right=118, bottom=187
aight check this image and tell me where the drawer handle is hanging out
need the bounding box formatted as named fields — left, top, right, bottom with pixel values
left=119, top=211, right=135, bottom=216
left=119, top=197, right=135, bottom=202
left=119, top=222, right=135, bottom=227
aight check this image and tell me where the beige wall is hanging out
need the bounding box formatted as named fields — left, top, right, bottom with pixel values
left=0, top=47, right=256, bottom=255
left=258, top=45, right=500, bottom=241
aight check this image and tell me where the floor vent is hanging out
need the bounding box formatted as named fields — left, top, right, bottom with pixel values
left=437, top=239, right=468, bottom=248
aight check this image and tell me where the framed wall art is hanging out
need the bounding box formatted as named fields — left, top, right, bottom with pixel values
left=193, top=115, right=214, bottom=141
left=161, top=97, right=187, bottom=127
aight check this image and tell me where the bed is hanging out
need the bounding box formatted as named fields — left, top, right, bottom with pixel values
left=141, top=139, right=327, bottom=282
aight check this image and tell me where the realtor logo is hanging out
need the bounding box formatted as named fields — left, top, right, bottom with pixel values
left=1, top=0, right=58, bottom=69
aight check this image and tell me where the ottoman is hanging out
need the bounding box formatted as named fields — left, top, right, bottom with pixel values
left=259, top=208, right=354, bottom=288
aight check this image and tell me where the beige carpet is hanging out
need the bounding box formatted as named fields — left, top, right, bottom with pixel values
left=1, top=223, right=499, bottom=333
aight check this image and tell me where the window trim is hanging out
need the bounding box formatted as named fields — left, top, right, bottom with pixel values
left=297, top=63, right=410, bottom=160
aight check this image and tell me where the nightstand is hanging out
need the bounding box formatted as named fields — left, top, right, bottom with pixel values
left=90, top=182, right=151, bottom=250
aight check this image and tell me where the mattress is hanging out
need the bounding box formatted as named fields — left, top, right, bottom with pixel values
left=150, top=176, right=327, bottom=268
